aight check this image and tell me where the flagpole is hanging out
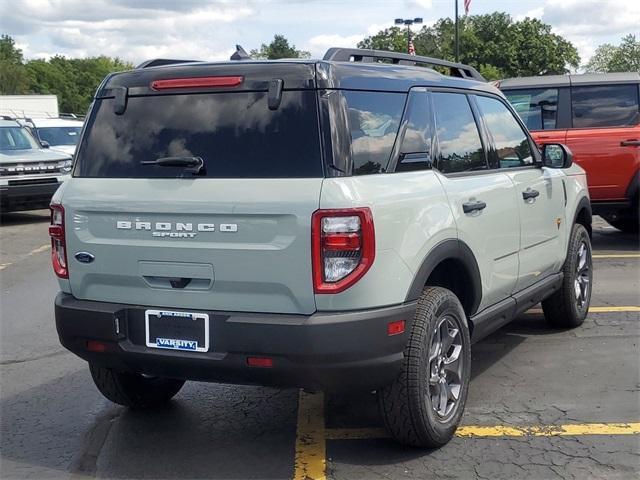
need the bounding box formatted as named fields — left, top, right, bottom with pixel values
left=454, top=0, right=459, bottom=62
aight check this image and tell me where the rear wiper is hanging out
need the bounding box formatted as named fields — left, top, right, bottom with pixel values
left=141, top=156, right=205, bottom=175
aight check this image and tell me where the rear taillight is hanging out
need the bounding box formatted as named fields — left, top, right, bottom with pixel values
left=49, top=204, right=68, bottom=278
left=312, top=208, right=375, bottom=294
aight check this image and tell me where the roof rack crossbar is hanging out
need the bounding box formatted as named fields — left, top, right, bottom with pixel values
left=323, top=48, right=485, bottom=82
left=136, top=58, right=201, bottom=69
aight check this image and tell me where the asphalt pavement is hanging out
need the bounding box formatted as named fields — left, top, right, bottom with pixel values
left=0, top=210, right=638, bottom=480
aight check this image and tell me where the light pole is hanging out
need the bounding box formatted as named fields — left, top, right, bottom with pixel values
left=394, top=17, right=423, bottom=54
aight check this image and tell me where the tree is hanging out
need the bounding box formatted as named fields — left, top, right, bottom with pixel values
left=585, top=34, right=640, bottom=72
left=358, top=12, right=580, bottom=80
left=250, top=34, right=310, bottom=59
left=0, top=35, right=30, bottom=94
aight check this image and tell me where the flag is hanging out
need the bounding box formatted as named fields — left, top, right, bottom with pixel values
left=464, top=0, right=471, bottom=15
left=408, top=39, right=416, bottom=55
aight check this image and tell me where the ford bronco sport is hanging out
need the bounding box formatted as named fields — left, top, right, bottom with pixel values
left=52, top=48, right=593, bottom=448
left=498, top=73, right=640, bottom=234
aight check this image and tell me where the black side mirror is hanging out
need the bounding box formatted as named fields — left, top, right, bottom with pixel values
left=542, top=143, right=573, bottom=169
left=40, top=140, right=50, bottom=149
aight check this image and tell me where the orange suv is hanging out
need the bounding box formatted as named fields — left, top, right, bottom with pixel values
left=498, top=73, right=640, bottom=233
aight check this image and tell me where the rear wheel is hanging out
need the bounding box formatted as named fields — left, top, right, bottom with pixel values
left=378, top=287, right=471, bottom=448
left=542, top=223, right=592, bottom=328
left=89, top=364, right=185, bottom=408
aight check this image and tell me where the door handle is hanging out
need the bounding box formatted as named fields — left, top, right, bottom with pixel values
left=462, top=200, right=487, bottom=213
left=522, top=188, right=540, bottom=201
left=620, top=139, right=640, bottom=146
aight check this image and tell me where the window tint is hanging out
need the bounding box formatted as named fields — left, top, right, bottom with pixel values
left=431, top=93, right=486, bottom=174
left=75, top=91, right=323, bottom=178
left=397, top=91, right=432, bottom=172
left=572, top=85, right=640, bottom=128
left=343, top=91, right=405, bottom=175
left=475, top=95, right=533, bottom=169
left=504, top=88, right=558, bottom=130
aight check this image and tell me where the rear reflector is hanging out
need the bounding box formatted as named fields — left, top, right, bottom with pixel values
left=387, top=320, right=406, bottom=336
left=87, top=340, right=108, bottom=352
left=150, top=76, right=243, bottom=90
left=247, top=357, right=274, bottom=368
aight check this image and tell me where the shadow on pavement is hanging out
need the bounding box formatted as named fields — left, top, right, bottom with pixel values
left=0, top=209, right=50, bottom=226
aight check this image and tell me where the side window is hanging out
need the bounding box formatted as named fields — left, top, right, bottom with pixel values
left=503, top=88, right=559, bottom=130
left=571, top=85, right=640, bottom=128
left=475, top=95, right=533, bottom=169
left=343, top=91, right=405, bottom=175
left=397, top=90, right=432, bottom=172
left=431, top=92, right=486, bottom=174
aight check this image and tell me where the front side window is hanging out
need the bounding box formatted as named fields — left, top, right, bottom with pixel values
left=475, top=95, right=533, bottom=169
left=503, top=88, right=559, bottom=130
left=343, top=90, right=405, bottom=175
left=0, top=127, right=40, bottom=151
left=572, top=85, right=640, bottom=128
left=431, top=92, right=486, bottom=174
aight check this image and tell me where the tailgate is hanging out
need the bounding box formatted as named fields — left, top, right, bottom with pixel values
left=63, top=178, right=321, bottom=314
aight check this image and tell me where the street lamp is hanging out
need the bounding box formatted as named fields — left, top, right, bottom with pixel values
left=394, top=17, right=423, bottom=54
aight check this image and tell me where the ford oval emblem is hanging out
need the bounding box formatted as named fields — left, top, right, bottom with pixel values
left=75, top=252, right=95, bottom=264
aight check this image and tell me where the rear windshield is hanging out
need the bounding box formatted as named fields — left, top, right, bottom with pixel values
left=74, top=91, right=323, bottom=178
left=37, top=127, right=82, bottom=146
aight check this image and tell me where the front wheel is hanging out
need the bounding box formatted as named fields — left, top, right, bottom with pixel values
left=378, top=287, right=471, bottom=448
left=89, top=364, right=185, bottom=408
left=542, top=223, right=592, bottom=328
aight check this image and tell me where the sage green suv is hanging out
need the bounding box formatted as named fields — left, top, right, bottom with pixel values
left=52, top=48, right=592, bottom=448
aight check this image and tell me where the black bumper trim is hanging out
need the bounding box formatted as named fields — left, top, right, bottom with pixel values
left=55, top=293, right=416, bottom=392
left=0, top=181, right=61, bottom=211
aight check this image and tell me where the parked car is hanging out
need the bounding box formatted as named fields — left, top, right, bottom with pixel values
left=498, top=73, right=640, bottom=233
left=52, top=48, right=592, bottom=448
left=19, top=117, right=84, bottom=156
left=0, top=117, right=72, bottom=212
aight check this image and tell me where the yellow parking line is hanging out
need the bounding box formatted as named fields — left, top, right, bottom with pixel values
left=593, top=253, right=640, bottom=258
left=528, top=306, right=640, bottom=314
left=29, top=244, right=50, bottom=255
left=293, top=390, right=326, bottom=480
left=325, top=422, right=640, bottom=441
left=0, top=263, right=12, bottom=271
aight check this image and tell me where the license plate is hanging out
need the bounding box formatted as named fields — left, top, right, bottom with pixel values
left=145, top=309, right=209, bottom=352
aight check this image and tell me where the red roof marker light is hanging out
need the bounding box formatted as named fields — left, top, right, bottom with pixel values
left=150, top=76, right=243, bottom=90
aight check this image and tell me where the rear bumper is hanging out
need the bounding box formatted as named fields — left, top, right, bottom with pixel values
left=0, top=180, right=61, bottom=212
left=55, top=293, right=416, bottom=392
left=591, top=200, right=635, bottom=219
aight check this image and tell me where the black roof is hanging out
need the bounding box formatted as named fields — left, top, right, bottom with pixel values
left=96, top=48, right=500, bottom=99
left=497, top=72, right=640, bottom=90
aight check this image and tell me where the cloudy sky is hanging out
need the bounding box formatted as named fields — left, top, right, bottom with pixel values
left=1, top=0, right=638, bottom=68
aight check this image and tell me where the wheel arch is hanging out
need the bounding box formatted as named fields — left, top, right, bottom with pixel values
left=572, top=196, right=592, bottom=238
left=405, top=239, right=482, bottom=317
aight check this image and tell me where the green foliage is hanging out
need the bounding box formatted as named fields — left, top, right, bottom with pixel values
left=585, top=34, right=640, bottom=72
left=251, top=34, right=310, bottom=60
left=0, top=34, right=132, bottom=114
left=0, top=35, right=30, bottom=94
left=359, top=12, right=580, bottom=79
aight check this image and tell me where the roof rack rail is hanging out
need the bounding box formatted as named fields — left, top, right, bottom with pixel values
left=323, top=48, right=485, bottom=82
left=136, top=58, right=201, bottom=69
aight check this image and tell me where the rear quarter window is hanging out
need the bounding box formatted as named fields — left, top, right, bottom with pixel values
left=75, top=90, right=323, bottom=178
left=503, top=88, right=559, bottom=130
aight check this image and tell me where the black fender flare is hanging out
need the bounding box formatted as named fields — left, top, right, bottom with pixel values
left=405, top=239, right=482, bottom=316
left=572, top=196, right=592, bottom=237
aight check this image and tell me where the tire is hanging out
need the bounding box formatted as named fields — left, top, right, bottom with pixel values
left=89, top=364, right=185, bottom=408
left=542, top=223, right=592, bottom=328
left=378, top=286, right=471, bottom=448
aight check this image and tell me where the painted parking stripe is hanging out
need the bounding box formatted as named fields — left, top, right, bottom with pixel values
left=593, top=253, right=640, bottom=258
left=325, top=423, right=640, bottom=441
left=293, top=390, right=326, bottom=480
left=527, top=306, right=640, bottom=314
